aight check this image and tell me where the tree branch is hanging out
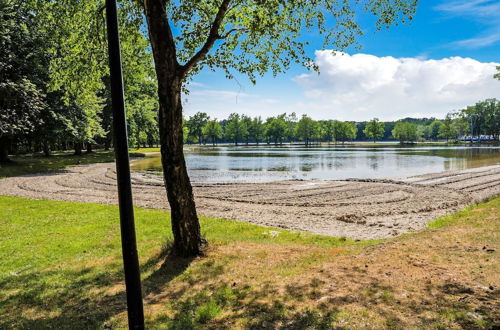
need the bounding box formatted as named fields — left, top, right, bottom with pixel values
left=178, top=0, right=232, bottom=78
left=217, top=27, right=248, bottom=40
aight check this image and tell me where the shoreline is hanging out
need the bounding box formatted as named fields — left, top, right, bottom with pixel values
left=0, top=162, right=499, bottom=239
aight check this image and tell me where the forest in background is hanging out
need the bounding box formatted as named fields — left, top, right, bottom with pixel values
left=184, top=100, right=500, bottom=146
left=1, top=0, right=499, bottom=161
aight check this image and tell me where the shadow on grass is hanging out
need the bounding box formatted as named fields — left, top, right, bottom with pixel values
left=0, top=245, right=194, bottom=329
left=1, top=246, right=498, bottom=329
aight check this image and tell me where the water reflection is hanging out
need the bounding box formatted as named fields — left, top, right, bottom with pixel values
left=131, top=145, right=500, bottom=182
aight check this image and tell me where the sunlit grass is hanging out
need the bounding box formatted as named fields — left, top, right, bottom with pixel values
left=0, top=195, right=498, bottom=328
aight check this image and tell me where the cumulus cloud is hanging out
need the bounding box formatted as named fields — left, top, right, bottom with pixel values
left=293, top=51, right=500, bottom=120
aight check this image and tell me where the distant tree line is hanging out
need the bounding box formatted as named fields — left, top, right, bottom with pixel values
left=185, top=99, right=500, bottom=146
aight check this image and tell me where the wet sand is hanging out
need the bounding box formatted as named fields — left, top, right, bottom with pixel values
left=0, top=163, right=499, bottom=239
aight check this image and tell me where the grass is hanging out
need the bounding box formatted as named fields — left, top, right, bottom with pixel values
left=0, top=195, right=499, bottom=328
left=0, top=150, right=145, bottom=178
left=133, top=147, right=161, bottom=153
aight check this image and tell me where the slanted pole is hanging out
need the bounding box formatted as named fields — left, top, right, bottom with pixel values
left=105, top=0, right=145, bottom=328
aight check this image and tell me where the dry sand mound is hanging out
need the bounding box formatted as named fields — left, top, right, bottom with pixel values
left=0, top=163, right=499, bottom=239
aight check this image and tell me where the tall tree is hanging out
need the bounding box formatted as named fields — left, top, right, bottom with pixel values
left=225, top=113, right=247, bottom=145
left=438, top=113, right=455, bottom=142
left=392, top=121, right=419, bottom=143
left=240, top=115, right=253, bottom=145
left=187, top=112, right=210, bottom=144
left=265, top=116, right=288, bottom=145
left=140, top=0, right=417, bottom=256
left=333, top=121, right=357, bottom=144
left=0, top=0, right=49, bottom=162
left=296, top=115, right=317, bottom=146
left=363, top=118, right=385, bottom=143
left=248, top=116, right=265, bottom=145
left=321, top=120, right=335, bottom=144
left=202, top=119, right=223, bottom=146
left=428, top=120, right=443, bottom=141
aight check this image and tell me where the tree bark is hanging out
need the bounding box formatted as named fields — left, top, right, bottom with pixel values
left=144, top=0, right=203, bottom=257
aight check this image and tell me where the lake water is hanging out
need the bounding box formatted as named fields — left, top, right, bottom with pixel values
left=131, top=145, right=500, bottom=183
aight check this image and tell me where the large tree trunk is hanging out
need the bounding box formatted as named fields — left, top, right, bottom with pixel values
left=144, top=0, right=203, bottom=257
left=0, top=136, right=10, bottom=163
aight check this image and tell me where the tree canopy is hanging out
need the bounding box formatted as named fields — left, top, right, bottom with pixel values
left=363, top=118, right=385, bottom=143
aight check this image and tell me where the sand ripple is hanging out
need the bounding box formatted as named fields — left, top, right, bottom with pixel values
left=1, top=163, right=499, bottom=239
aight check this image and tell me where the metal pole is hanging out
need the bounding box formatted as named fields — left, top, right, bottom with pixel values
left=105, top=0, right=145, bottom=328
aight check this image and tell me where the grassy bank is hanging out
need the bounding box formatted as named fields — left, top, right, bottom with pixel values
left=0, top=150, right=145, bottom=178
left=0, top=195, right=498, bottom=329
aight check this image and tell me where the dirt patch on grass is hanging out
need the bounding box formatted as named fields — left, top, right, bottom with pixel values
left=136, top=202, right=499, bottom=329
left=0, top=163, right=499, bottom=239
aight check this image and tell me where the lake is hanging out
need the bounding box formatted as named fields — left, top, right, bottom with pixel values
left=131, top=145, right=500, bottom=183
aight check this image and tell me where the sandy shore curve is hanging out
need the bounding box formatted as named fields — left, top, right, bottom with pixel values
left=0, top=163, right=499, bottom=239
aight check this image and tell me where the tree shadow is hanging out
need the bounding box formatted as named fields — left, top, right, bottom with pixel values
left=0, top=245, right=196, bottom=329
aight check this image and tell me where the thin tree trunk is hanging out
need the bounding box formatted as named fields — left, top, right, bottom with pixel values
left=86, top=143, right=93, bottom=154
left=144, top=0, right=203, bottom=257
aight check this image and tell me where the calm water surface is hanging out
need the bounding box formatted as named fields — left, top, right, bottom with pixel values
left=131, top=145, right=500, bottom=182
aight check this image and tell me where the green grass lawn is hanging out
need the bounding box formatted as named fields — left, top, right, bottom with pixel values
left=0, top=196, right=371, bottom=329
left=0, top=195, right=498, bottom=329
left=0, top=150, right=145, bottom=178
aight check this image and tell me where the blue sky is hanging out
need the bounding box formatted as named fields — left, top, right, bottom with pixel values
left=184, top=0, right=500, bottom=121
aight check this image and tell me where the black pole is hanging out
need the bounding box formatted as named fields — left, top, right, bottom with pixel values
left=105, top=0, right=145, bottom=328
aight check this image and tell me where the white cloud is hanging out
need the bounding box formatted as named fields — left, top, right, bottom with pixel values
left=292, top=51, right=500, bottom=120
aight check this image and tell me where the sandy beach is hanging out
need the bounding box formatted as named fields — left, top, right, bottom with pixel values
left=0, top=162, right=499, bottom=239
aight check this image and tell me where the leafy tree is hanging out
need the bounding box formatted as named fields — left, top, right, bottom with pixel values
left=37, top=0, right=156, bottom=154
left=248, top=116, right=265, bottom=145
left=333, top=121, right=357, bottom=144
left=428, top=120, right=443, bottom=141
left=392, top=121, right=419, bottom=143
left=265, top=116, right=288, bottom=145
left=296, top=115, right=317, bottom=146
left=0, top=0, right=51, bottom=161
left=363, top=118, right=385, bottom=143
left=140, top=0, right=418, bottom=256
left=240, top=115, right=253, bottom=145
left=285, top=113, right=298, bottom=143
left=451, top=114, right=468, bottom=139
left=320, top=120, right=335, bottom=144
left=225, top=113, right=247, bottom=145
left=476, top=99, right=500, bottom=139
left=202, top=119, right=223, bottom=146
left=439, top=113, right=455, bottom=142
left=187, top=112, right=210, bottom=144
left=27, top=0, right=416, bottom=256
